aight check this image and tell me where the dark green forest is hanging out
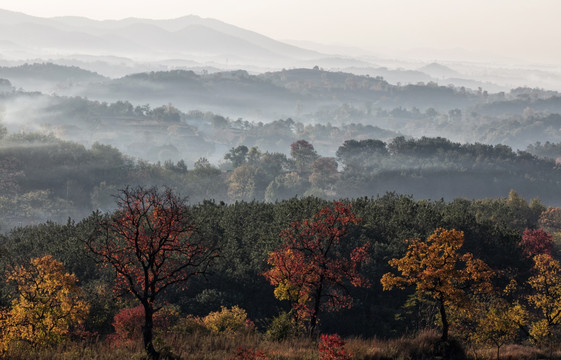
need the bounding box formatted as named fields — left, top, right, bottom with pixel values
left=0, top=190, right=547, bottom=336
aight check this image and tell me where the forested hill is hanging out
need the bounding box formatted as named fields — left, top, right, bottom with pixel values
left=4, top=84, right=561, bottom=165
left=75, top=68, right=484, bottom=114
left=1, top=127, right=560, bottom=231
left=0, top=63, right=106, bottom=93
left=4, top=64, right=561, bottom=117
left=0, top=63, right=105, bottom=83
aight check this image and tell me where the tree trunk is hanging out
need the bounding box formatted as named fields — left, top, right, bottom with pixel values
left=309, top=280, right=324, bottom=337
left=439, top=300, right=449, bottom=342
left=143, top=303, right=159, bottom=360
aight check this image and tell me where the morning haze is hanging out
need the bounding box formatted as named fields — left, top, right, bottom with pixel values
left=2, top=2, right=561, bottom=359
left=2, top=0, right=561, bottom=64
left=0, top=3, right=561, bottom=207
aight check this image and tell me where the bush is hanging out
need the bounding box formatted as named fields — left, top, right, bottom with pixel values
left=318, top=334, right=352, bottom=360
left=265, top=311, right=303, bottom=341
left=111, top=305, right=178, bottom=345
left=228, top=346, right=268, bottom=360
left=203, top=306, right=254, bottom=334
left=173, top=314, right=208, bottom=334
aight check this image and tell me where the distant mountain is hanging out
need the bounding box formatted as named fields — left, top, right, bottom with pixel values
left=0, top=9, right=322, bottom=64
left=53, top=15, right=321, bottom=59
left=418, top=62, right=459, bottom=79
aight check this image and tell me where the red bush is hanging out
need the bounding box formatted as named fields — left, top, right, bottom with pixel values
left=318, top=334, right=352, bottom=360
left=111, top=304, right=176, bottom=345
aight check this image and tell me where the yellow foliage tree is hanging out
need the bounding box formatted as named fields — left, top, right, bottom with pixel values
left=381, top=228, right=494, bottom=341
left=465, top=295, right=526, bottom=360
left=527, top=254, right=561, bottom=355
left=0, top=255, right=89, bottom=351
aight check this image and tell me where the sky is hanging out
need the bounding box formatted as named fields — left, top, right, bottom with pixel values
left=0, top=0, right=560, bottom=65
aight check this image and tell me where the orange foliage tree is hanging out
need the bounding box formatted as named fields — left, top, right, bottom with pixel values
left=0, top=255, right=89, bottom=351
left=381, top=228, right=494, bottom=341
left=86, top=186, right=217, bottom=359
left=263, top=202, right=369, bottom=335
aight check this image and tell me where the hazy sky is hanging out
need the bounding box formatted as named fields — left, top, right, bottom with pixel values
left=1, top=0, right=560, bottom=64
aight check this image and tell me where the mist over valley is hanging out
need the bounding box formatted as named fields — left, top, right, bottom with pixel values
left=1, top=9, right=561, bottom=231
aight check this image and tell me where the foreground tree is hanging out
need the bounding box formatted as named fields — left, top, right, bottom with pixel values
left=86, top=186, right=217, bottom=359
left=263, top=202, right=369, bottom=335
left=462, top=293, right=526, bottom=360
left=527, top=254, right=561, bottom=356
left=0, top=255, right=89, bottom=351
left=381, top=228, right=494, bottom=341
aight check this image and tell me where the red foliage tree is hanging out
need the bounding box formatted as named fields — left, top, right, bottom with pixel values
left=86, top=186, right=216, bottom=359
left=520, top=228, right=553, bottom=258
left=263, top=202, right=369, bottom=335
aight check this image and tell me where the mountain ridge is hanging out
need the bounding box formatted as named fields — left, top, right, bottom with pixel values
left=0, top=9, right=322, bottom=63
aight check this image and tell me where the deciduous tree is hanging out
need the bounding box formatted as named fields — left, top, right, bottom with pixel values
left=381, top=228, right=494, bottom=341
left=263, top=202, right=369, bottom=335
left=520, top=228, right=553, bottom=258
left=225, top=145, right=249, bottom=167
left=462, top=293, right=526, bottom=360
left=0, top=255, right=89, bottom=351
left=290, top=140, right=319, bottom=175
left=538, top=207, right=561, bottom=234
left=227, top=164, right=257, bottom=202
left=527, top=254, right=561, bottom=355
left=86, top=186, right=217, bottom=359
left=309, top=157, right=339, bottom=190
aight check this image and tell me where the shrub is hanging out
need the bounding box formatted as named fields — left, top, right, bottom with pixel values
left=228, top=346, right=268, bottom=360
left=173, top=314, right=207, bottom=334
left=203, top=306, right=254, bottom=334
left=111, top=305, right=178, bottom=345
left=318, top=334, right=352, bottom=360
left=265, top=311, right=303, bottom=341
